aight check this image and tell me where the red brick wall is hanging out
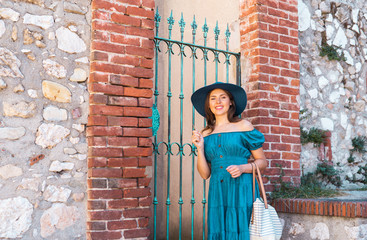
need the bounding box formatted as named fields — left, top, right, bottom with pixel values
left=87, top=0, right=155, bottom=239
left=240, top=0, right=301, bottom=190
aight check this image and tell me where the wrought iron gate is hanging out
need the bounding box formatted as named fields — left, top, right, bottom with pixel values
left=152, top=9, right=241, bottom=240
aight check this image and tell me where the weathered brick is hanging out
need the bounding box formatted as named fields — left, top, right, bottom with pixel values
left=138, top=138, right=152, bottom=147
left=111, top=55, right=140, bottom=67
left=91, top=62, right=126, bottom=75
left=88, top=157, right=107, bottom=167
left=92, top=0, right=126, bottom=13
left=138, top=218, right=149, bottom=227
left=92, top=10, right=110, bottom=21
left=123, top=208, right=151, bottom=218
left=110, top=75, right=139, bottom=87
left=126, top=45, right=154, bottom=59
left=271, top=143, right=291, bottom=151
left=90, top=105, right=124, bottom=116
left=89, top=83, right=125, bottom=96
left=282, top=152, right=300, bottom=160
left=123, top=147, right=152, bottom=157
left=108, top=199, right=139, bottom=209
left=90, top=147, right=123, bottom=157
left=92, top=41, right=126, bottom=54
left=108, top=137, right=138, bottom=147
left=88, top=232, right=122, bottom=240
left=109, top=178, right=137, bottom=188
left=138, top=97, right=153, bottom=107
left=87, top=221, right=106, bottom=230
left=140, top=58, right=154, bottom=68
left=125, top=66, right=154, bottom=78
left=123, top=107, right=152, bottom=117
left=124, top=87, right=153, bottom=99
left=123, top=128, right=152, bottom=137
left=87, top=200, right=106, bottom=210
left=123, top=187, right=151, bottom=198
left=281, top=135, right=300, bottom=144
left=89, top=168, right=123, bottom=178
left=89, top=94, right=108, bottom=104
left=111, top=34, right=140, bottom=46
left=138, top=118, right=152, bottom=128
left=138, top=177, right=151, bottom=186
left=142, top=0, right=155, bottom=9
left=88, top=115, right=108, bottom=126
left=108, top=116, right=138, bottom=126
left=125, top=26, right=154, bottom=39
left=108, top=220, right=137, bottom=230
left=89, top=72, right=109, bottom=83
left=108, top=96, right=137, bottom=106
left=87, top=126, right=122, bottom=136
left=108, top=157, right=139, bottom=167
left=88, top=179, right=107, bottom=189
left=91, top=50, right=109, bottom=61
left=111, top=13, right=141, bottom=27
left=126, top=6, right=154, bottom=19
left=265, top=135, right=280, bottom=142
left=89, top=190, right=123, bottom=200
left=123, top=168, right=146, bottom=178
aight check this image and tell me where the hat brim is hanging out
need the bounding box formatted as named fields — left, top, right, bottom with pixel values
left=191, top=82, right=247, bottom=117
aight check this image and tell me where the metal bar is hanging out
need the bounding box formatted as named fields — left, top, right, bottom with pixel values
left=154, top=37, right=239, bottom=57
left=178, top=13, right=185, bottom=240
left=166, top=11, right=174, bottom=240
left=225, top=24, right=230, bottom=83
left=190, top=15, right=197, bottom=240
left=153, top=9, right=161, bottom=240
left=202, top=19, right=208, bottom=240
left=214, top=21, right=220, bottom=83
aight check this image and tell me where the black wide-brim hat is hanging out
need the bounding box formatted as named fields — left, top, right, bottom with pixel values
left=191, top=82, right=247, bottom=117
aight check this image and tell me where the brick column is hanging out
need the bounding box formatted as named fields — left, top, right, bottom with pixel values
left=240, top=0, right=301, bottom=190
left=87, top=0, right=154, bottom=239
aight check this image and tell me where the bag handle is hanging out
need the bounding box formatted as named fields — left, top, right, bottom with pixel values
left=252, top=162, right=268, bottom=209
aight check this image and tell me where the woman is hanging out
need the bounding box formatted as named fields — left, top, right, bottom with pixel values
left=191, top=82, right=267, bottom=239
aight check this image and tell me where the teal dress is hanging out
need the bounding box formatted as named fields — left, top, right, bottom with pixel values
left=203, top=129, right=265, bottom=240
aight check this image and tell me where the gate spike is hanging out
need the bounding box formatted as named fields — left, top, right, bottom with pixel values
left=214, top=21, right=220, bottom=40
left=179, top=12, right=186, bottom=29
left=202, top=18, right=208, bottom=38
left=191, top=15, right=197, bottom=34
left=155, top=7, right=161, bottom=24
left=225, top=23, right=231, bottom=40
left=167, top=10, right=175, bottom=29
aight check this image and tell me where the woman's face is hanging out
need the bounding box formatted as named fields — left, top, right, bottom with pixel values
left=208, top=88, right=232, bottom=117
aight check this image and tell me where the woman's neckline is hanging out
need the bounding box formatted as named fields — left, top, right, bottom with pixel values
left=204, top=128, right=257, bottom=138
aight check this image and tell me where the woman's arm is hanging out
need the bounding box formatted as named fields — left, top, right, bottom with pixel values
left=192, top=130, right=211, bottom=179
left=226, top=147, right=267, bottom=177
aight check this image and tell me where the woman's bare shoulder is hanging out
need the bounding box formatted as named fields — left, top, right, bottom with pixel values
left=201, top=128, right=211, bottom=137
left=235, top=119, right=254, bottom=131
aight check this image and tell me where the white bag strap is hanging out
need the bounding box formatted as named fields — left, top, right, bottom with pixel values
left=251, top=162, right=268, bottom=209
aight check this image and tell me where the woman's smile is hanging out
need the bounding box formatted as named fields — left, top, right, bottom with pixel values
left=209, top=89, right=231, bottom=116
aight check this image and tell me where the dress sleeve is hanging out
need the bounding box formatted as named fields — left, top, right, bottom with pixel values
left=244, top=129, right=265, bottom=150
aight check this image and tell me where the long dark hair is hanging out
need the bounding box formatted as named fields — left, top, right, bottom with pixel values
left=202, top=89, right=241, bottom=134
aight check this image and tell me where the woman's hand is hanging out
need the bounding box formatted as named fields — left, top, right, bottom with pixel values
left=226, top=165, right=244, bottom=178
left=192, top=130, right=204, bottom=150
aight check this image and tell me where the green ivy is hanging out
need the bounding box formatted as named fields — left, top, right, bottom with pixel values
left=347, top=136, right=367, bottom=166
left=301, top=127, right=327, bottom=147
left=315, top=160, right=342, bottom=187
left=351, top=136, right=367, bottom=153
left=319, top=43, right=346, bottom=61
left=270, top=164, right=340, bottom=200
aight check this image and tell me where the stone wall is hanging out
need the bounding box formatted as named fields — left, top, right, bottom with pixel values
left=279, top=213, right=367, bottom=240
left=0, top=0, right=90, bottom=238
left=298, top=0, right=367, bottom=188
